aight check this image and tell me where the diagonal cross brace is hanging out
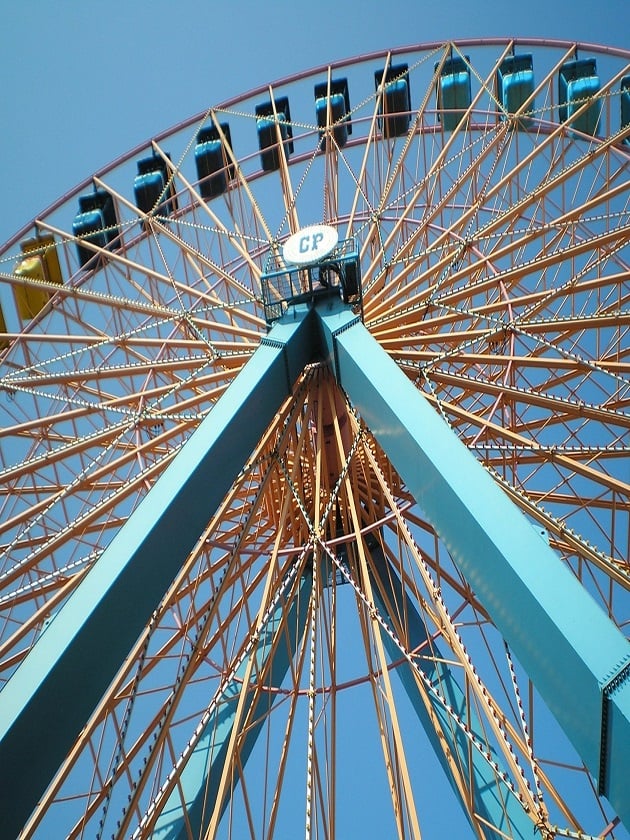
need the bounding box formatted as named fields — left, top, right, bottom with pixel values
left=0, top=307, right=315, bottom=838
left=314, top=297, right=630, bottom=829
left=150, top=570, right=312, bottom=840
left=368, top=542, right=537, bottom=839
left=1, top=294, right=629, bottom=835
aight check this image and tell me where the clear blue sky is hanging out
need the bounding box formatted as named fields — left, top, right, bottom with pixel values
left=1, top=0, right=628, bottom=247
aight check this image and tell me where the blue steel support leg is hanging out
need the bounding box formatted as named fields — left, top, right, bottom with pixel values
left=0, top=306, right=315, bottom=839
left=151, top=570, right=312, bottom=840
left=368, top=541, right=536, bottom=839
left=315, top=298, right=630, bottom=828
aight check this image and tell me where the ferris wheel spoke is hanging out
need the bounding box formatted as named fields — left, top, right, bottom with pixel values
left=2, top=353, right=224, bottom=398
left=2, top=255, right=179, bottom=327
left=326, top=406, right=532, bottom=832
left=467, top=133, right=627, bottom=253
left=377, top=48, right=446, bottom=211
left=322, top=137, right=341, bottom=224
left=433, top=389, right=630, bottom=489
left=366, top=193, right=630, bottom=335
left=362, top=102, right=507, bottom=300
left=27, top=530, right=282, bottom=837
left=2, top=39, right=630, bottom=839
left=346, top=571, right=422, bottom=838
left=115, top=564, right=301, bottom=839
left=420, top=388, right=630, bottom=543
left=318, top=69, right=348, bottom=225
left=0, top=413, right=138, bottom=484
left=262, top=87, right=302, bottom=238
left=360, top=435, right=564, bottom=822
left=204, top=560, right=308, bottom=838
left=148, top=217, right=264, bottom=329
left=323, top=424, right=422, bottom=840
left=370, top=135, right=627, bottom=322
left=352, top=89, right=424, bottom=268
left=344, top=56, right=389, bottom=242
left=167, top=166, right=267, bottom=291
left=0, top=429, right=184, bottom=590
left=207, top=109, right=277, bottom=247
left=490, top=466, right=630, bottom=589
left=414, top=266, right=624, bottom=363
left=37, top=219, right=205, bottom=317
left=425, top=366, right=630, bottom=430
left=24, top=438, right=297, bottom=836
left=364, top=109, right=513, bottom=300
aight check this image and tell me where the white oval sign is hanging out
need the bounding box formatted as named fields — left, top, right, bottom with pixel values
left=282, top=224, right=338, bottom=266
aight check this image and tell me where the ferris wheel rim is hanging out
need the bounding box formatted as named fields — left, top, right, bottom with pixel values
left=1, top=36, right=629, bottom=839
left=2, top=35, right=630, bottom=259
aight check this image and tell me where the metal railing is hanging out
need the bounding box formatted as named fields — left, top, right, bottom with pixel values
left=260, top=237, right=361, bottom=325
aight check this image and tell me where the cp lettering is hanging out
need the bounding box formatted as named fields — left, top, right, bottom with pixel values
left=299, top=232, right=324, bottom=254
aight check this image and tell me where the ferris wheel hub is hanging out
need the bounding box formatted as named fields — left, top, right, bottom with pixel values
left=261, top=230, right=362, bottom=326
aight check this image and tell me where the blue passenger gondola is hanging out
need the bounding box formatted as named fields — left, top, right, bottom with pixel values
left=195, top=123, right=234, bottom=199
left=72, top=189, right=119, bottom=268
left=134, top=154, right=177, bottom=216
left=621, top=76, right=630, bottom=144
left=558, top=58, right=602, bottom=137
left=496, top=54, right=534, bottom=127
left=374, top=64, right=411, bottom=138
left=436, top=56, right=471, bottom=131
left=255, top=98, right=293, bottom=172
left=314, top=78, right=351, bottom=148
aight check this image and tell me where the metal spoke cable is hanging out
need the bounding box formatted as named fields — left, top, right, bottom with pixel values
left=360, top=436, right=547, bottom=820
left=0, top=434, right=185, bottom=588
left=0, top=420, right=141, bottom=577
left=304, top=547, right=318, bottom=840
left=131, top=546, right=311, bottom=838
left=318, top=534, right=534, bottom=818
left=503, top=640, right=548, bottom=814
left=95, top=605, right=162, bottom=840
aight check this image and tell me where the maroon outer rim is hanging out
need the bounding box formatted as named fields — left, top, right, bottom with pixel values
left=2, top=37, right=629, bottom=256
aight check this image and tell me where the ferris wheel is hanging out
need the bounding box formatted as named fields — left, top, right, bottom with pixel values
left=1, top=37, right=630, bottom=839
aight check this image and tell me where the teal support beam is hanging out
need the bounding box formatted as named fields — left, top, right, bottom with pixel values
left=369, top=542, right=536, bottom=838
left=151, top=570, right=311, bottom=839
left=315, top=298, right=630, bottom=828
left=0, top=306, right=315, bottom=839
left=2, top=287, right=629, bottom=836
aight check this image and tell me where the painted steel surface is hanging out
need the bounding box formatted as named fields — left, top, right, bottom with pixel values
left=369, top=543, right=538, bottom=838
left=151, top=572, right=312, bottom=840
left=314, top=298, right=630, bottom=828
left=0, top=307, right=315, bottom=839
left=2, top=293, right=629, bottom=834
